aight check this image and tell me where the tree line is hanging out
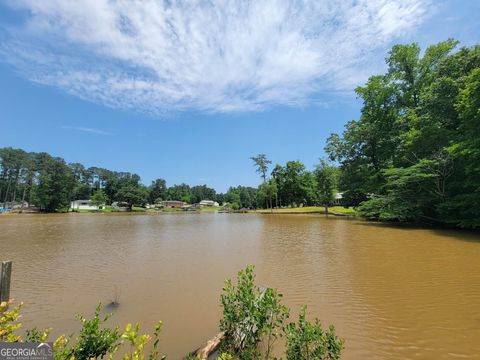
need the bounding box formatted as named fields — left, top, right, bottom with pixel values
left=325, top=39, right=480, bottom=229
left=248, top=155, right=339, bottom=212
left=0, top=147, right=338, bottom=212
left=0, top=148, right=219, bottom=211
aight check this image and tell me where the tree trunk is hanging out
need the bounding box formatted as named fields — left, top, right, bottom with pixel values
left=0, top=169, right=7, bottom=201
left=3, top=176, right=11, bottom=208
left=11, top=169, right=20, bottom=203
left=28, top=175, right=34, bottom=205
left=20, top=187, right=27, bottom=209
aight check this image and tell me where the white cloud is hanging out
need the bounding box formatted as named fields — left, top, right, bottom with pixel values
left=61, top=126, right=112, bottom=136
left=1, top=0, right=431, bottom=114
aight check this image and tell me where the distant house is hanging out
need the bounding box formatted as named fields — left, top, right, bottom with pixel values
left=71, top=200, right=103, bottom=211
left=199, top=200, right=219, bottom=207
left=3, top=201, right=29, bottom=209
left=159, top=200, right=186, bottom=208
left=332, top=192, right=344, bottom=205
left=112, top=201, right=130, bottom=211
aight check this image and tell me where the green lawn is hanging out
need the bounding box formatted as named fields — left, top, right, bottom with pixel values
left=72, top=205, right=150, bottom=213
left=72, top=205, right=113, bottom=213
left=159, top=207, right=184, bottom=212
left=131, top=206, right=147, bottom=212
left=255, top=206, right=356, bottom=215
left=328, top=206, right=357, bottom=215
left=199, top=206, right=223, bottom=212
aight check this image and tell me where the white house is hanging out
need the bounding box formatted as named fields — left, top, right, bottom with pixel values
left=3, top=201, right=29, bottom=209
left=332, top=192, right=343, bottom=205
left=199, top=200, right=219, bottom=207
left=71, top=200, right=103, bottom=211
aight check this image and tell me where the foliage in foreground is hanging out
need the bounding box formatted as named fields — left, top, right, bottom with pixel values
left=0, top=301, right=165, bottom=360
left=2, top=267, right=343, bottom=360
left=285, top=307, right=343, bottom=360
left=220, top=266, right=344, bottom=359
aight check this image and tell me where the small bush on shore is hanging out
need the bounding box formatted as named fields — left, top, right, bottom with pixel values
left=285, top=306, right=343, bottom=360
left=220, top=266, right=344, bottom=359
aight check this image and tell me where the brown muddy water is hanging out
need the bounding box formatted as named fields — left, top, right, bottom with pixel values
left=1, top=213, right=480, bottom=359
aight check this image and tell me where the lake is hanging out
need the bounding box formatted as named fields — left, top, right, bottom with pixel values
left=1, top=213, right=480, bottom=359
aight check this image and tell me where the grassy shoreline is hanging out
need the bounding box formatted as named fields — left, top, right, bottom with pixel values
left=253, top=206, right=357, bottom=216
left=3, top=205, right=356, bottom=216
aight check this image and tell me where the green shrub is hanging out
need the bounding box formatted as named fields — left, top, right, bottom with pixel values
left=219, top=266, right=289, bottom=359
left=0, top=302, right=165, bottom=360
left=220, top=267, right=343, bottom=360
left=285, top=306, right=343, bottom=360
left=0, top=301, right=23, bottom=342
left=68, top=304, right=120, bottom=359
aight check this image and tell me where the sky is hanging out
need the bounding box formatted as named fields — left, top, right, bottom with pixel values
left=0, top=0, right=479, bottom=192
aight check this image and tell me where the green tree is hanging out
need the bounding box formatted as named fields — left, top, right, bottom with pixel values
left=148, top=178, right=167, bottom=204
left=258, top=180, right=278, bottom=211
left=272, top=161, right=317, bottom=207
left=224, top=187, right=241, bottom=209
left=314, top=160, right=338, bottom=212
left=326, top=40, right=480, bottom=228
left=115, top=184, right=148, bottom=210
left=90, top=189, right=108, bottom=208
left=439, top=66, right=480, bottom=228
left=0, top=148, right=32, bottom=207
left=191, top=184, right=216, bottom=204
left=165, top=183, right=192, bottom=203
left=104, top=174, right=141, bottom=203
left=224, top=186, right=259, bottom=209
left=33, top=156, right=74, bottom=212
left=250, top=154, right=272, bottom=183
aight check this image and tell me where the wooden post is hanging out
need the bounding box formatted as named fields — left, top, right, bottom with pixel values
left=0, top=261, right=12, bottom=303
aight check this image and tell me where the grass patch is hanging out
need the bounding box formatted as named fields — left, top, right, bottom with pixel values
left=328, top=206, right=357, bottom=215
left=255, top=206, right=356, bottom=215
left=132, top=206, right=147, bottom=212
left=72, top=206, right=113, bottom=213
left=159, top=207, right=184, bottom=212
left=199, top=206, right=222, bottom=212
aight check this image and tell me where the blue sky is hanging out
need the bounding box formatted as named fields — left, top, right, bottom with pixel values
left=1, top=0, right=479, bottom=192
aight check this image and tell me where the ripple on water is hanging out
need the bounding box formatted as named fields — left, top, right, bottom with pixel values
left=2, top=213, right=480, bottom=359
